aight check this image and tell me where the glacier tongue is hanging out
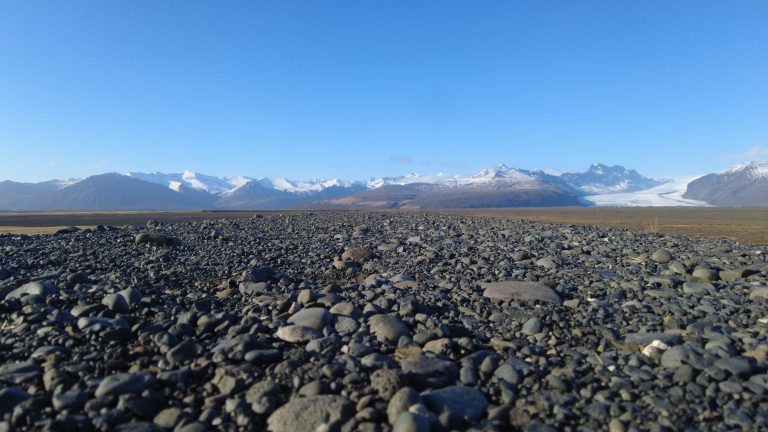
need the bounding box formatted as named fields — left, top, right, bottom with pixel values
left=582, top=176, right=709, bottom=207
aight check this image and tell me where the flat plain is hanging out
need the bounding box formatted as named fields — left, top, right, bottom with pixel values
left=446, top=207, right=768, bottom=245
left=1, top=207, right=768, bottom=244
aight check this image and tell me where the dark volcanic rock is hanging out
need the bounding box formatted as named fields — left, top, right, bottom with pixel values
left=0, top=212, right=766, bottom=431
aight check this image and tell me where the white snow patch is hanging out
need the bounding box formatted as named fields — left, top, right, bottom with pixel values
left=53, top=179, right=81, bottom=189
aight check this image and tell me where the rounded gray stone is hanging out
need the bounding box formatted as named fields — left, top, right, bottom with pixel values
left=287, top=307, right=331, bottom=330
left=480, top=281, right=561, bottom=304
left=422, top=385, right=488, bottom=423
left=368, top=314, right=410, bottom=344
left=267, top=395, right=354, bottom=432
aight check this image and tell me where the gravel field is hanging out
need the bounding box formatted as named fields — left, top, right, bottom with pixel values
left=1, top=212, right=768, bottom=431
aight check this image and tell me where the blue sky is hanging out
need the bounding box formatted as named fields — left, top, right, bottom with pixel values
left=1, top=1, right=766, bottom=182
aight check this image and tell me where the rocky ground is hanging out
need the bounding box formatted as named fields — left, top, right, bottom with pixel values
left=1, top=212, right=767, bottom=432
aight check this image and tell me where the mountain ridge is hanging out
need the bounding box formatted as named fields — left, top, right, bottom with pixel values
left=1, top=162, right=763, bottom=210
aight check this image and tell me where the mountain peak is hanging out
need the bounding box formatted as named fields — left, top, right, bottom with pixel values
left=469, top=164, right=533, bottom=183
left=722, top=161, right=768, bottom=179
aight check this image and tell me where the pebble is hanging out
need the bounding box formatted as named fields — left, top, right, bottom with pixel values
left=287, top=307, right=331, bottom=330
left=522, top=317, right=544, bottom=335
left=393, top=411, right=431, bottom=432
left=387, top=387, right=422, bottom=424
left=422, top=385, right=488, bottom=423
left=267, top=395, right=354, bottom=432
left=400, top=355, right=458, bottom=388
left=368, top=314, right=411, bottom=344
left=95, top=373, right=154, bottom=398
left=481, top=281, right=562, bottom=303
left=276, top=325, right=321, bottom=343
left=651, top=248, right=673, bottom=263
left=0, top=387, right=30, bottom=416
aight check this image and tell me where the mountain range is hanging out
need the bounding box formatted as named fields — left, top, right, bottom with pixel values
left=0, top=162, right=765, bottom=211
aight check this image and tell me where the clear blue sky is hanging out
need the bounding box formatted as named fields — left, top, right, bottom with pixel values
left=1, top=1, right=766, bottom=182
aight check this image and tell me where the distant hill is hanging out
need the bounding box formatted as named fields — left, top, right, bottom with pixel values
left=315, top=181, right=580, bottom=209
left=683, top=162, right=768, bottom=206
left=0, top=180, right=62, bottom=210
left=28, top=173, right=214, bottom=211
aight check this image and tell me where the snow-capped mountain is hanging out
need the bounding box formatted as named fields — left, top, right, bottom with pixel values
left=366, top=173, right=466, bottom=188
left=129, top=170, right=251, bottom=194
left=465, top=164, right=534, bottom=185
left=258, top=177, right=364, bottom=194
left=683, top=161, right=768, bottom=206
left=366, top=164, right=534, bottom=189
left=560, top=163, right=667, bottom=194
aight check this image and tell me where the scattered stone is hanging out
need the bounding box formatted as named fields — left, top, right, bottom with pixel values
left=241, top=267, right=275, bottom=283
left=287, top=307, right=331, bottom=330
left=5, top=281, right=59, bottom=300
left=276, top=325, right=321, bottom=343
left=480, top=281, right=561, bottom=303
left=535, top=256, right=560, bottom=270
left=368, top=314, right=410, bottom=344
left=102, top=293, right=130, bottom=313
left=387, top=387, right=422, bottom=424
left=52, top=388, right=87, bottom=411
left=153, top=407, right=191, bottom=429
left=342, top=248, right=372, bottom=261
left=623, top=332, right=683, bottom=347
left=55, top=226, right=80, bottom=234
left=393, top=412, right=431, bottom=432
left=95, top=373, right=154, bottom=398
left=651, top=249, right=673, bottom=263
left=682, top=282, right=715, bottom=295
left=134, top=233, right=179, bottom=246
left=370, top=368, right=404, bottom=399
left=166, top=338, right=199, bottom=365
left=0, top=387, right=31, bottom=416
left=749, top=287, right=768, bottom=300
left=400, top=355, right=458, bottom=388
left=267, top=395, right=354, bottom=432
left=422, top=386, right=488, bottom=424
left=522, top=317, right=544, bottom=336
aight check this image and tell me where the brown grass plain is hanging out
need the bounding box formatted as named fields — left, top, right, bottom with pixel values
left=444, top=207, right=768, bottom=245
left=0, top=207, right=766, bottom=245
